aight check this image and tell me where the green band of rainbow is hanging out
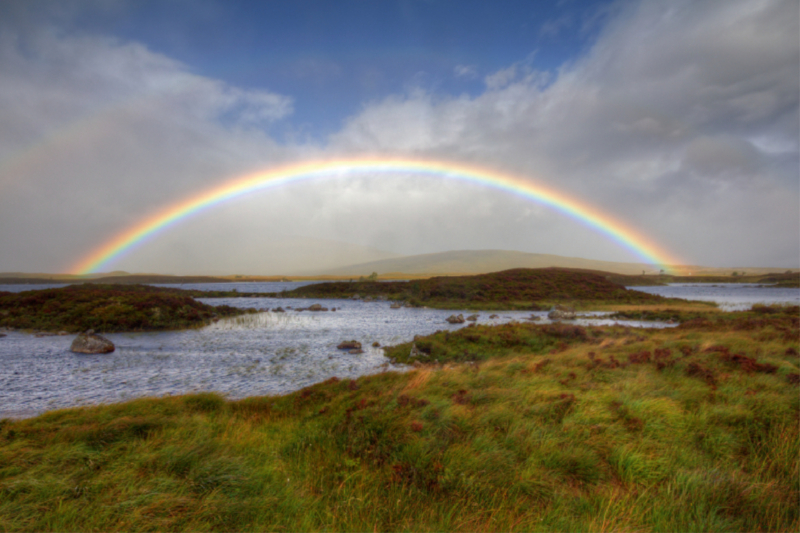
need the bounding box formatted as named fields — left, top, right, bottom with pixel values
left=71, top=158, right=682, bottom=274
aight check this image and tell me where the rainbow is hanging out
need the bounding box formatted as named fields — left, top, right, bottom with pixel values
left=70, top=158, right=682, bottom=274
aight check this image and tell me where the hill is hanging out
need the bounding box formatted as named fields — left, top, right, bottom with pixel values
left=315, top=250, right=679, bottom=277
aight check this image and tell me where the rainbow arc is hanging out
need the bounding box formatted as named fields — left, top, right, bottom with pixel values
left=70, top=158, right=682, bottom=274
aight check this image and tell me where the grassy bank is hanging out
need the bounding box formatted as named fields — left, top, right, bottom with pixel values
left=612, top=271, right=800, bottom=287
left=1, top=305, right=797, bottom=531
left=0, top=284, right=255, bottom=333
left=273, top=268, right=685, bottom=310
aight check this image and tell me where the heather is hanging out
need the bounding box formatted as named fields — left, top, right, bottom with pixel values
left=276, top=268, right=676, bottom=310
left=0, top=304, right=797, bottom=532
left=0, top=284, right=254, bottom=333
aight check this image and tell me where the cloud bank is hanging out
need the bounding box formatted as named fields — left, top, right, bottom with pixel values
left=0, top=0, right=796, bottom=274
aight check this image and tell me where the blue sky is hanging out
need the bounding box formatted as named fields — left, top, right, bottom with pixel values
left=16, top=0, right=612, bottom=138
left=0, top=0, right=797, bottom=274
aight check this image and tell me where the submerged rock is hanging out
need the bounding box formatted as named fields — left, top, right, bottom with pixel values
left=466, top=314, right=479, bottom=322
left=548, top=306, right=576, bottom=320
left=349, top=348, right=364, bottom=354
left=446, top=314, right=465, bottom=324
left=70, top=330, right=115, bottom=354
left=337, top=340, right=362, bottom=350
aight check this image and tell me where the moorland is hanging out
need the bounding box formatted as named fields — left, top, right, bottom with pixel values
left=0, top=304, right=797, bottom=531
left=0, top=268, right=797, bottom=531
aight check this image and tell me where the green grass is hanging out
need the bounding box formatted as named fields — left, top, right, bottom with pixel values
left=0, top=305, right=797, bottom=531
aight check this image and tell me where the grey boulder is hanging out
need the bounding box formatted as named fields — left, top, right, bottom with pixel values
left=70, top=330, right=115, bottom=354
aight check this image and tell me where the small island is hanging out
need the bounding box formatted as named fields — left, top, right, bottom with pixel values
left=0, top=284, right=255, bottom=333
left=271, top=268, right=699, bottom=310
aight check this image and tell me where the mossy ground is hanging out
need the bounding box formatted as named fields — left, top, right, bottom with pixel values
left=1, top=306, right=797, bottom=531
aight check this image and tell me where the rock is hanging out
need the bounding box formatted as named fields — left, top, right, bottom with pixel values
left=548, top=306, right=576, bottom=320
left=466, top=314, right=479, bottom=322
left=409, top=343, right=421, bottom=359
left=0, top=333, right=6, bottom=338
left=58, top=331, right=69, bottom=336
left=489, top=314, right=499, bottom=319
left=372, top=341, right=381, bottom=347
left=337, top=340, right=362, bottom=350
left=308, top=304, right=328, bottom=311
left=526, top=315, right=541, bottom=321
left=446, top=314, right=465, bottom=324
left=70, top=331, right=115, bottom=354
left=390, top=303, right=402, bottom=309
left=272, top=307, right=285, bottom=313
left=349, top=348, right=364, bottom=354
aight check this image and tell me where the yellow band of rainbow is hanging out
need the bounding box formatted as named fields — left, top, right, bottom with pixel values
left=71, top=158, right=682, bottom=274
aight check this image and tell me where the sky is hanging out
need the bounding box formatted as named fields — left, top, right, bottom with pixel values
left=0, top=0, right=797, bottom=275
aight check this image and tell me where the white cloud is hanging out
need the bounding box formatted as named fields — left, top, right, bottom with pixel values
left=454, top=64, right=478, bottom=79
left=328, top=0, right=799, bottom=267
left=0, top=0, right=796, bottom=273
left=0, top=27, right=303, bottom=272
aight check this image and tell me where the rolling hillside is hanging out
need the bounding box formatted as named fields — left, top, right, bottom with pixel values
left=312, top=250, right=671, bottom=276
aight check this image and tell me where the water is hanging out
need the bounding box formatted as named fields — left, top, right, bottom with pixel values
left=1, top=282, right=797, bottom=419
left=631, top=283, right=800, bottom=311
left=0, top=280, right=324, bottom=294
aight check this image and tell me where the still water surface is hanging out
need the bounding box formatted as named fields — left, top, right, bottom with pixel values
left=1, top=281, right=797, bottom=418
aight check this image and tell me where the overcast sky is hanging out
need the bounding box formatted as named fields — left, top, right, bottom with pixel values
left=0, top=0, right=797, bottom=274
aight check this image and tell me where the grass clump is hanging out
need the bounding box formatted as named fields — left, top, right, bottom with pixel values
left=0, top=304, right=797, bottom=531
left=0, top=284, right=255, bottom=333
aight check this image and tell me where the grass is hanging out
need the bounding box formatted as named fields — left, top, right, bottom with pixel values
left=0, top=284, right=256, bottom=333
left=629, top=271, right=800, bottom=287
left=0, top=304, right=797, bottom=531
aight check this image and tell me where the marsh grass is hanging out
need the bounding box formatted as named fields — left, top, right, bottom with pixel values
left=0, top=306, right=797, bottom=531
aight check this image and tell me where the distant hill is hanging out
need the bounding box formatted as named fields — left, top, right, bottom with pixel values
left=313, top=250, right=672, bottom=277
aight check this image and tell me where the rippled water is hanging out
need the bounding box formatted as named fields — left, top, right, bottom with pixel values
left=1, top=281, right=797, bottom=419
left=632, top=283, right=800, bottom=311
